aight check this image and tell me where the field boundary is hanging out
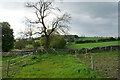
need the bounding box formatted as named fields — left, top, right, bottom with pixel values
left=35, top=45, right=120, bottom=54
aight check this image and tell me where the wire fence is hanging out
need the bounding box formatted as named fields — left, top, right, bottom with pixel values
left=2, top=52, right=33, bottom=77
left=35, top=45, right=120, bottom=54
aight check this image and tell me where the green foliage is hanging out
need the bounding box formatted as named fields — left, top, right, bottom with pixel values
left=75, top=40, right=96, bottom=44
left=27, top=39, right=33, bottom=44
left=40, top=34, right=66, bottom=49
left=0, top=25, right=1, bottom=52
left=1, top=22, right=14, bottom=52
left=26, top=44, right=33, bottom=49
left=97, top=37, right=116, bottom=42
left=15, top=39, right=28, bottom=50
left=63, top=35, right=79, bottom=42
left=33, top=41, right=40, bottom=50
left=117, top=37, right=120, bottom=40
left=75, top=37, right=117, bottom=44
left=40, top=36, right=46, bottom=48
left=78, top=37, right=105, bottom=40
left=50, top=36, right=66, bottom=49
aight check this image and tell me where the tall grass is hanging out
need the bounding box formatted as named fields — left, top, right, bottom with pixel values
left=12, top=54, right=101, bottom=78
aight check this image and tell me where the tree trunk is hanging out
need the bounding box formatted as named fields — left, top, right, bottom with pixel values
left=46, top=36, right=49, bottom=49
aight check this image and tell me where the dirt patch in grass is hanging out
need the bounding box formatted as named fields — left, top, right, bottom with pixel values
left=76, top=50, right=119, bottom=78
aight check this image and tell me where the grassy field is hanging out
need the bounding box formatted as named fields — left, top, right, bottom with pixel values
left=2, top=37, right=119, bottom=78
left=76, top=50, right=119, bottom=78
left=77, top=37, right=105, bottom=40
left=68, top=41, right=119, bottom=49
left=2, top=54, right=101, bottom=78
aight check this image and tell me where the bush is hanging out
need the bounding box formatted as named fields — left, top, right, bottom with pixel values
left=33, top=41, right=40, bottom=51
left=108, top=37, right=116, bottom=41
left=50, top=36, right=66, bottom=49
left=15, top=39, right=28, bottom=50
left=117, top=37, right=120, bottom=41
left=27, top=39, right=33, bottom=44
left=75, top=37, right=117, bottom=44
left=26, top=44, right=33, bottom=49
left=97, top=37, right=116, bottom=42
left=40, top=35, right=66, bottom=49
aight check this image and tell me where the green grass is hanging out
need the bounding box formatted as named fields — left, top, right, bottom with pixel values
left=68, top=41, right=119, bottom=49
left=34, top=40, right=40, bottom=42
left=10, top=49, right=23, bottom=52
left=2, top=54, right=101, bottom=78
left=2, top=54, right=34, bottom=78
left=26, top=44, right=34, bottom=49
left=77, top=37, right=105, bottom=40
left=76, top=50, right=119, bottom=78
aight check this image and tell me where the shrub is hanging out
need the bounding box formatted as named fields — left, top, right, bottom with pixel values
left=97, top=37, right=116, bottom=42
left=50, top=36, right=66, bottom=49
left=26, top=44, right=33, bottom=49
left=33, top=41, right=40, bottom=50
left=75, top=40, right=96, bottom=44
left=117, top=37, right=120, bottom=41
left=27, top=39, right=33, bottom=44
left=109, top=37, right=116, bottom=41
left=40, top=35, right=66, bottom=49
left=15, top=39, right=28, bottom=50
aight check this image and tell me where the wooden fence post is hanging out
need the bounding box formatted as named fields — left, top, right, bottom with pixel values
left=105, top=47, right=106, bottom=50
left=6, top=60, right=10, bottom=77
left=99, top=47, right=101, bottom=50
left=111, top=46, right=112, bottom=51
left=75, top=50, right=77, bottom=57
left=91, top=56, right=94, bottom=71
left=25, top=56, right=27, bottom=64
left=86, top=49, right=88, bottom=54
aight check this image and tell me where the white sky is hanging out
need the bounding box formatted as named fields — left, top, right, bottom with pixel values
left=0, top=0, right=119, bottom=38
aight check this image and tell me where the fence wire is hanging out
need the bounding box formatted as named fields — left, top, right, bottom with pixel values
left=2, top=52, right=33, bottom=77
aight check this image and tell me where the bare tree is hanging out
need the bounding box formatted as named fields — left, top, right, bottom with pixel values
left=19, top=25, right=34, bottom=39
left=25, top=0, right=71, bottom=49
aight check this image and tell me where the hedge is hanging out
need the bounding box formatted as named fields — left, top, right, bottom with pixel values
left=75, top=37, right=117, bottom=44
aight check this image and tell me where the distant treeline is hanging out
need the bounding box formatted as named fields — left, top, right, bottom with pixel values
left=75, top=37, right=120, bottom=44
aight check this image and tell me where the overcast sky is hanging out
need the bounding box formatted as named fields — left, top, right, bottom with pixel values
left=0, top=0, right=119, bottom=38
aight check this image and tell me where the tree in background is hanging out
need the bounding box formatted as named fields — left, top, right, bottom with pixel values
left=40, top=30, right=66, bottom=49
left=33, top=41, right=40, bottom=51
left=15, top=39, right=28, bottom=50
left=0, top=22, right=14, bottom=52
left=25, top=0, right=71, bottom=49
left=0, top=24, right=2, bottom=51
left=19, top=25, right=34, bottom=39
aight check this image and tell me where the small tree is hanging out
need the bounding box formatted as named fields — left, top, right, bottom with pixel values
left=0, top=22, right=14, bottom=52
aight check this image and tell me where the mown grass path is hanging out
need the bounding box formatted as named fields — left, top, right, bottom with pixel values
left=13, top=54, right=101, bottom=78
